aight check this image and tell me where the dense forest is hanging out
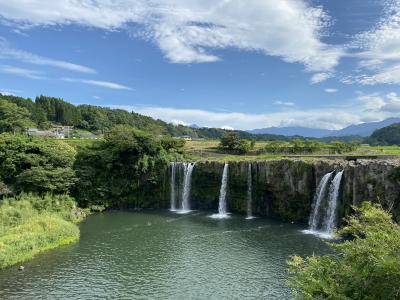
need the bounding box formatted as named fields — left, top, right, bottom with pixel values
left=0, top=93, right=290, bottom=141
left=367, top=123, right=400, bottom=145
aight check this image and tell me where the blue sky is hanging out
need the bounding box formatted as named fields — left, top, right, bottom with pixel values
left=0, top=0, right=400, bottom=130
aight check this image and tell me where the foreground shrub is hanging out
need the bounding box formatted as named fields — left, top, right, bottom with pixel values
left=0, top=194, right=84, bottom=269
left=288, top=202, right=400, bottom=299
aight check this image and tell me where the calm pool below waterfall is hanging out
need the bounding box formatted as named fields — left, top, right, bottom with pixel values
left=0, top=211, right=331, bottom=299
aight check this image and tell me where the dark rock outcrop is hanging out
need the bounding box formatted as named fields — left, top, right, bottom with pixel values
left=164, top=159, right=400, bottom=223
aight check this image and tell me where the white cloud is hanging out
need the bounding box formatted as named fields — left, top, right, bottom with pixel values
left=107, top=90, right=400, bottom=130
left=347, top=0, right=400, bottom=85
left=221, top=125, right=234, bottom=130
left=0, top=88, right=21, bottom=95
left=0, top=37, right=95, bottom=73
left=0, top=65, right=46, bottom=79
left=61, top=78, right=132, bottom=90
left=356, top=91, right=400, bottom=114
left=170, top=119, right=188, bottom=126
left=108, top=105, right=365, bottom=130
left=274, top=100, right=296, bottom=107
left=310, top=72, right=332, bottom=84
left=0, top=90, right=15, bottom=96
left=324, top=88, right=337, bottom=93
left=0, top=0, right=343, bottom=72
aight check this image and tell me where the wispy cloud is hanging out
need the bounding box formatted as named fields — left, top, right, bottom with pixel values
left=310, top=72, right=333, bottom=84
left=324, top=88, right=337, bottom=93
left=273, top=100, right=296, bottom=107
left=344, top=0, right=400, bottom=85
left=0, top=65, right=46, bottom=79
left=0, top=88, right=22, bottom=95
left=0, top=1, right=344, bottom=73
left=61, top=77, right=132, bottom=90
left=0, top=37, right=95, bottom=74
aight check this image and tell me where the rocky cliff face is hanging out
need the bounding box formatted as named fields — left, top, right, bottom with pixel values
left=166, top=159, right=400, bottom=223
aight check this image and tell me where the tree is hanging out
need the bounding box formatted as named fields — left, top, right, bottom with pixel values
left=0, top=101, right=33, bottom=133
left=288, top=202, right=400, bottom=300
left=73, top=126, right=184, bottom=207
left=218, top=132, right=252, bottom=154
left=0, top=133, right=77, bottom=194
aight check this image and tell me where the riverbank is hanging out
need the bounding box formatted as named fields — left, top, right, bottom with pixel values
left=0, top=194, right=86, bottom=269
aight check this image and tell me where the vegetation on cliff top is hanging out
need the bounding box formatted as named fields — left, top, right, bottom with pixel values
left=288, top=202, right=400, bottom=300
left=73, top=125, right=185, bottom=207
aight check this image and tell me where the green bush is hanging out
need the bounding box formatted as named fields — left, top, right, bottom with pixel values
left=288, top=202, right=400, bottom=299
left=0, top=194, right=84, bottom=269
left=218, top=132, right=253, bottom=154
left=73, top=125, right=183, bottom=207
left=0, top=215, right=79, bottom=268
left=0, top=134, right=77, bottom=194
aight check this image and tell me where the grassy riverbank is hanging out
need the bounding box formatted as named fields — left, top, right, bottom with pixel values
left=0, top=194, right=85, bottom=269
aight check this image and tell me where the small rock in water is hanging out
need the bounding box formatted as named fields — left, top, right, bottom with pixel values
left=18, top=266, right=24, bottom=271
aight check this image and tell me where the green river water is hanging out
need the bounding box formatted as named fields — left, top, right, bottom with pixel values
left=0, top=211, right=331, bottom=299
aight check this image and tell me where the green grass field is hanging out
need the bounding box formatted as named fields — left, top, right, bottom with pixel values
left=185, top=140, right=400, bottom=161
left=61, top=137, right=400, bottom=161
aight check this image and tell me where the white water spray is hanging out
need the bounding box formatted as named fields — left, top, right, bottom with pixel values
left=178, top=162, right=195, bottom=214
left=170, top=162, right=177, bottom=211
left=308, top=172, right=333, bottom=230
left=211, top=163, right=229, bottom=219
left=303, top=170, right=344, bottom=239
left=323, top=170, right=344, bottom=235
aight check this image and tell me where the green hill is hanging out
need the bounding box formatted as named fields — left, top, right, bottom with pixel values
left=0, top=93, right=289, bottom=141
left=367, top=123, right=400, bottom=145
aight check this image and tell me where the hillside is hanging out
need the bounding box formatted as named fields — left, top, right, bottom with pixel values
left=0, top=93, right=289, bottom=141
left=249, top=126, right=332, bottom=138
left=367, top=123, right=400, bottom=145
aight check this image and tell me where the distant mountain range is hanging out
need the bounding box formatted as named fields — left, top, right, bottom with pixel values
left=248, top=118, right=400, bottom=138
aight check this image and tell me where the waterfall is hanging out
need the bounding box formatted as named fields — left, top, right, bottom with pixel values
left=246, top=163, right=254, bottom=219
left=211, top=163, right=229, bottom=219
left=178, top=162, right=195, bottom=214
left=170, top=162, right=177, bottom=211
left=308, top=172, right=333, bottom=230
left=304, top=170, right=344, bottom=239
left=323, top=170, right=344, bottom=235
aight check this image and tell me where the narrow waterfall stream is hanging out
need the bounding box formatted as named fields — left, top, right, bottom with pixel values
left=323, top=170, right=344, bottom=235
left=304, top=170, right=343, bottom=239
left=211, top=163, right=229, bottom=219
left=179, top=162, right=195, bottom=214
left=308, top=172, right=333, bottom=230
left=246, top=163, right=254, bottom=219
left=170, top=162, right=177, bottom=211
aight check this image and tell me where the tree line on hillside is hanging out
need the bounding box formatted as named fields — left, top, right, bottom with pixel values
left=2, top=93, right=400, bottom=145
left=366, top=123, right=400, bottom=146
left=0, top=94, right=289, bottom=140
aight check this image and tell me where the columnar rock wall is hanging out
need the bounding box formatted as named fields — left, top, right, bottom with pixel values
left=165, top=159, right=400, bottom=223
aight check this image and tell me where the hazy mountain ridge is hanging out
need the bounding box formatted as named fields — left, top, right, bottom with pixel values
left=249, top=118, right=400, bottom=138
